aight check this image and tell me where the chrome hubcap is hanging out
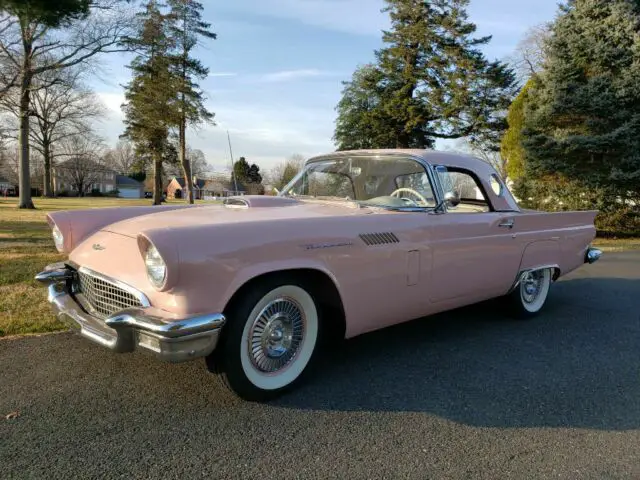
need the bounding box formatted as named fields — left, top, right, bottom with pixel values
left=522, top=271, right=543, bottom=303
left=248, top=297, right=305, bottom=373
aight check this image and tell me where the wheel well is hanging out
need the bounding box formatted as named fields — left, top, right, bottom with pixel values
left=223, top=269, right=346, bottom=343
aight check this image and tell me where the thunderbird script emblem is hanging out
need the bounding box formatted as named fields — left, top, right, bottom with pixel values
left=92, top=243, right=105, bottom=251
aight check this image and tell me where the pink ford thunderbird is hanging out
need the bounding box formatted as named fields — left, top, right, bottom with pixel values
left=36, top=149, right=602, bottom=401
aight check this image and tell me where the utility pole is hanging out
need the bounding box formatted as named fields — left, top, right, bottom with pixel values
left=227, top=130, right=239, bottom=194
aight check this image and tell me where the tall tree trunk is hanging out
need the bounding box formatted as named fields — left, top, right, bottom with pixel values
left=18, top=65, right=34, bottom=208
left=43, top=139, right=53, bottom=197
left=179, top=115, right=194, bottom=204
left=153, top=153, right=163, bottom=206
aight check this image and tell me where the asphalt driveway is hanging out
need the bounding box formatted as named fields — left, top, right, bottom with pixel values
left=1, top=252, right=639, bottom=479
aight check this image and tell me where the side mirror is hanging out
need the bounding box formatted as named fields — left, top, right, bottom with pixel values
left=444, top=191, right=460, bottom=207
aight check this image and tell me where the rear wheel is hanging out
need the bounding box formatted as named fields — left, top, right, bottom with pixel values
left=207, top=278, right=320, bottom=401
left=507, top=268, right=552, bottom=318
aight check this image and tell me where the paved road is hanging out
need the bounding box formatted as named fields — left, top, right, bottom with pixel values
left=1, top=252, right=639, bottom=479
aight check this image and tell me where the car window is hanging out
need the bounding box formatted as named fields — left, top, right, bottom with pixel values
left=439, top=169, right=490, bottom=213
left=299, top=171, right=355, bottom=198
left=282, top=155, right=437, bottom=209
left=394, top=172, right=435, bottom=203
left=490, top=174, right=503, bottom=196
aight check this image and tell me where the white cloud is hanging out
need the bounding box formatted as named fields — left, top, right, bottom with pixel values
left=231, top=0, right=388, bottom=36
left=208, top=72, right=238, bottom=77
left=96, top=92, right=125, bottom=114
left=261, top=69, right=327, bottom=82
left=91, top=90, right=336, bottom=173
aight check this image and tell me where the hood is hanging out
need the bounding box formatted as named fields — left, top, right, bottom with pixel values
left=102, top=195, right=374, bottom=238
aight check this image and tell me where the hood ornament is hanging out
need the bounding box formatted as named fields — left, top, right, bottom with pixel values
left=92, top=243, right=105, bottom=251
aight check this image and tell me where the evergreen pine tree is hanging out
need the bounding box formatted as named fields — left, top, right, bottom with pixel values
left=501, top=79, right=536, bottom=181
left=121, top=0, right=178, bottom=205
left=167, top=0, right=216, bottom=204
left=334, top=0, right=516, bottom=150
left=522, top=0, right=640, bottom=208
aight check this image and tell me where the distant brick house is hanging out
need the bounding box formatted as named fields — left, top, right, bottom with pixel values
left=166, top=176, right=207, bottom=199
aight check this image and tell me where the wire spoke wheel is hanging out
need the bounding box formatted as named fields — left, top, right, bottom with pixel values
left=248, top=297, right=305, bottom=373
left=518, top=268, right=552, bottom=314
left=521, top=271, right=544, bottom=304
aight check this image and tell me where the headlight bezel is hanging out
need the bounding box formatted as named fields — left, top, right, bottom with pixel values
left=52, top=224, right=64, bottom=252
left=144, top=244, right=167, bottom=289
left=138, top=236, right=169, bottom=290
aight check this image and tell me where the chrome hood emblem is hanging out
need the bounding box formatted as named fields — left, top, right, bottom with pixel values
left=92, top=243, right=105, bottom=251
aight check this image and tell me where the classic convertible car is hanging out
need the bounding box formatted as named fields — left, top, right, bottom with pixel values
left=36, top=149, right=602, bottom=401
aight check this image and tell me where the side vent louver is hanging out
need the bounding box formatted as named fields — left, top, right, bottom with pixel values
left=359, top=232, right=400, bottom=246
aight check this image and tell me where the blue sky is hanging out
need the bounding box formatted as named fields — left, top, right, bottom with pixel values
left=90, top=0, right=561, bottom=173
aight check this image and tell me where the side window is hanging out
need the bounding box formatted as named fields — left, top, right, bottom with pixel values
left=438, top=168, right=490, bottom=213
left=448, top=171, right=485, bottom=201
left=490, top=173, right=503, bottom=196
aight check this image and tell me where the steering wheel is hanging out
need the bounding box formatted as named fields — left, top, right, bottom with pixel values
left=390, top=188, right=429, bottom=206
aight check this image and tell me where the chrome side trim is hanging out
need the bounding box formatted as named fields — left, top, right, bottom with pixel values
left=585, top=247, right=602, bottom=264
left=78, top=266, right=151, bottom=308
left=508, top=264, right=560, bottom=294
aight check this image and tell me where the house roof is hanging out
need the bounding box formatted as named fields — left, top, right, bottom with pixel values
left=172, top=177, right=206, bottom=189
left=116, top=175, right=142, bottom=187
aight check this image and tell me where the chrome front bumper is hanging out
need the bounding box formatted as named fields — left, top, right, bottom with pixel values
left=36, top=263, right=226, bottom=363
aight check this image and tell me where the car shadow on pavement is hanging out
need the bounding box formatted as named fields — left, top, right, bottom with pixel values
left=273, top=277, right=640, bottom=430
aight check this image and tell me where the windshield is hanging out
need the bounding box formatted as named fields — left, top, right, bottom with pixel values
left=280, top=154, right=437, bottom=209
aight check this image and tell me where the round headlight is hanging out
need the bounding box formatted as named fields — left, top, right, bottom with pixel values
left=52, top=225, right=64, bottom=251
left=144, top=244, right=166, bottom=288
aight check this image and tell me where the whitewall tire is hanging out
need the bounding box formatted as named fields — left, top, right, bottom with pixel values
left=207, top=278, right=321, bottom=401
left=507, top=268, right=553, bottom=318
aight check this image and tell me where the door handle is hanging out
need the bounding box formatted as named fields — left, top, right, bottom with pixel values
left=498, top=219, right=514, bottom=229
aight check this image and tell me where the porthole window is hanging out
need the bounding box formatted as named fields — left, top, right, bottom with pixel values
left=490, top=174, right=503, bottom=196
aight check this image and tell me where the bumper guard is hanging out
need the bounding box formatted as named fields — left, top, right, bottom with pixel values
left=35, top=263, right=226, bottom=363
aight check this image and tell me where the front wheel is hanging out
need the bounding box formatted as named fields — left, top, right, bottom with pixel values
left=207, top=278, right=320, bottom=401
left=506, top=268, right=553, bottom=318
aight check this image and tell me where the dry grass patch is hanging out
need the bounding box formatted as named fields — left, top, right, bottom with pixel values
left=0, top=284, right=67, bottom=336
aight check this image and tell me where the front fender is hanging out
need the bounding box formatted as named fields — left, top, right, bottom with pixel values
left=218, top=259, right=343, bottom=312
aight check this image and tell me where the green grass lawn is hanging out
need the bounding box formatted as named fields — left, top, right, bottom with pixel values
left=0, top=196, right=638, bottom=337
left=0, top=197, right=205, bottom=337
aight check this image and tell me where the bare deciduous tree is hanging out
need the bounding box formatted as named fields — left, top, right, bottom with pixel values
left=104, top=139, right=137, bottom=174
left=0, top=0, right=132, bottom=207
left=2, top=66, right=105, bottom=196
left=449, top=138, right=508, bottom=179
left=54, top=133, right=108, bottom=196
left=267, top=153, right=305, bottom=192
left=164, top=146, right=209, bottom=178
left=509, top=23, right=551, bottom=83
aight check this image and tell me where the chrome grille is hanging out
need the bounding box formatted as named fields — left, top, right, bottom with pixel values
left=77, top=269, right=145, bottom=318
